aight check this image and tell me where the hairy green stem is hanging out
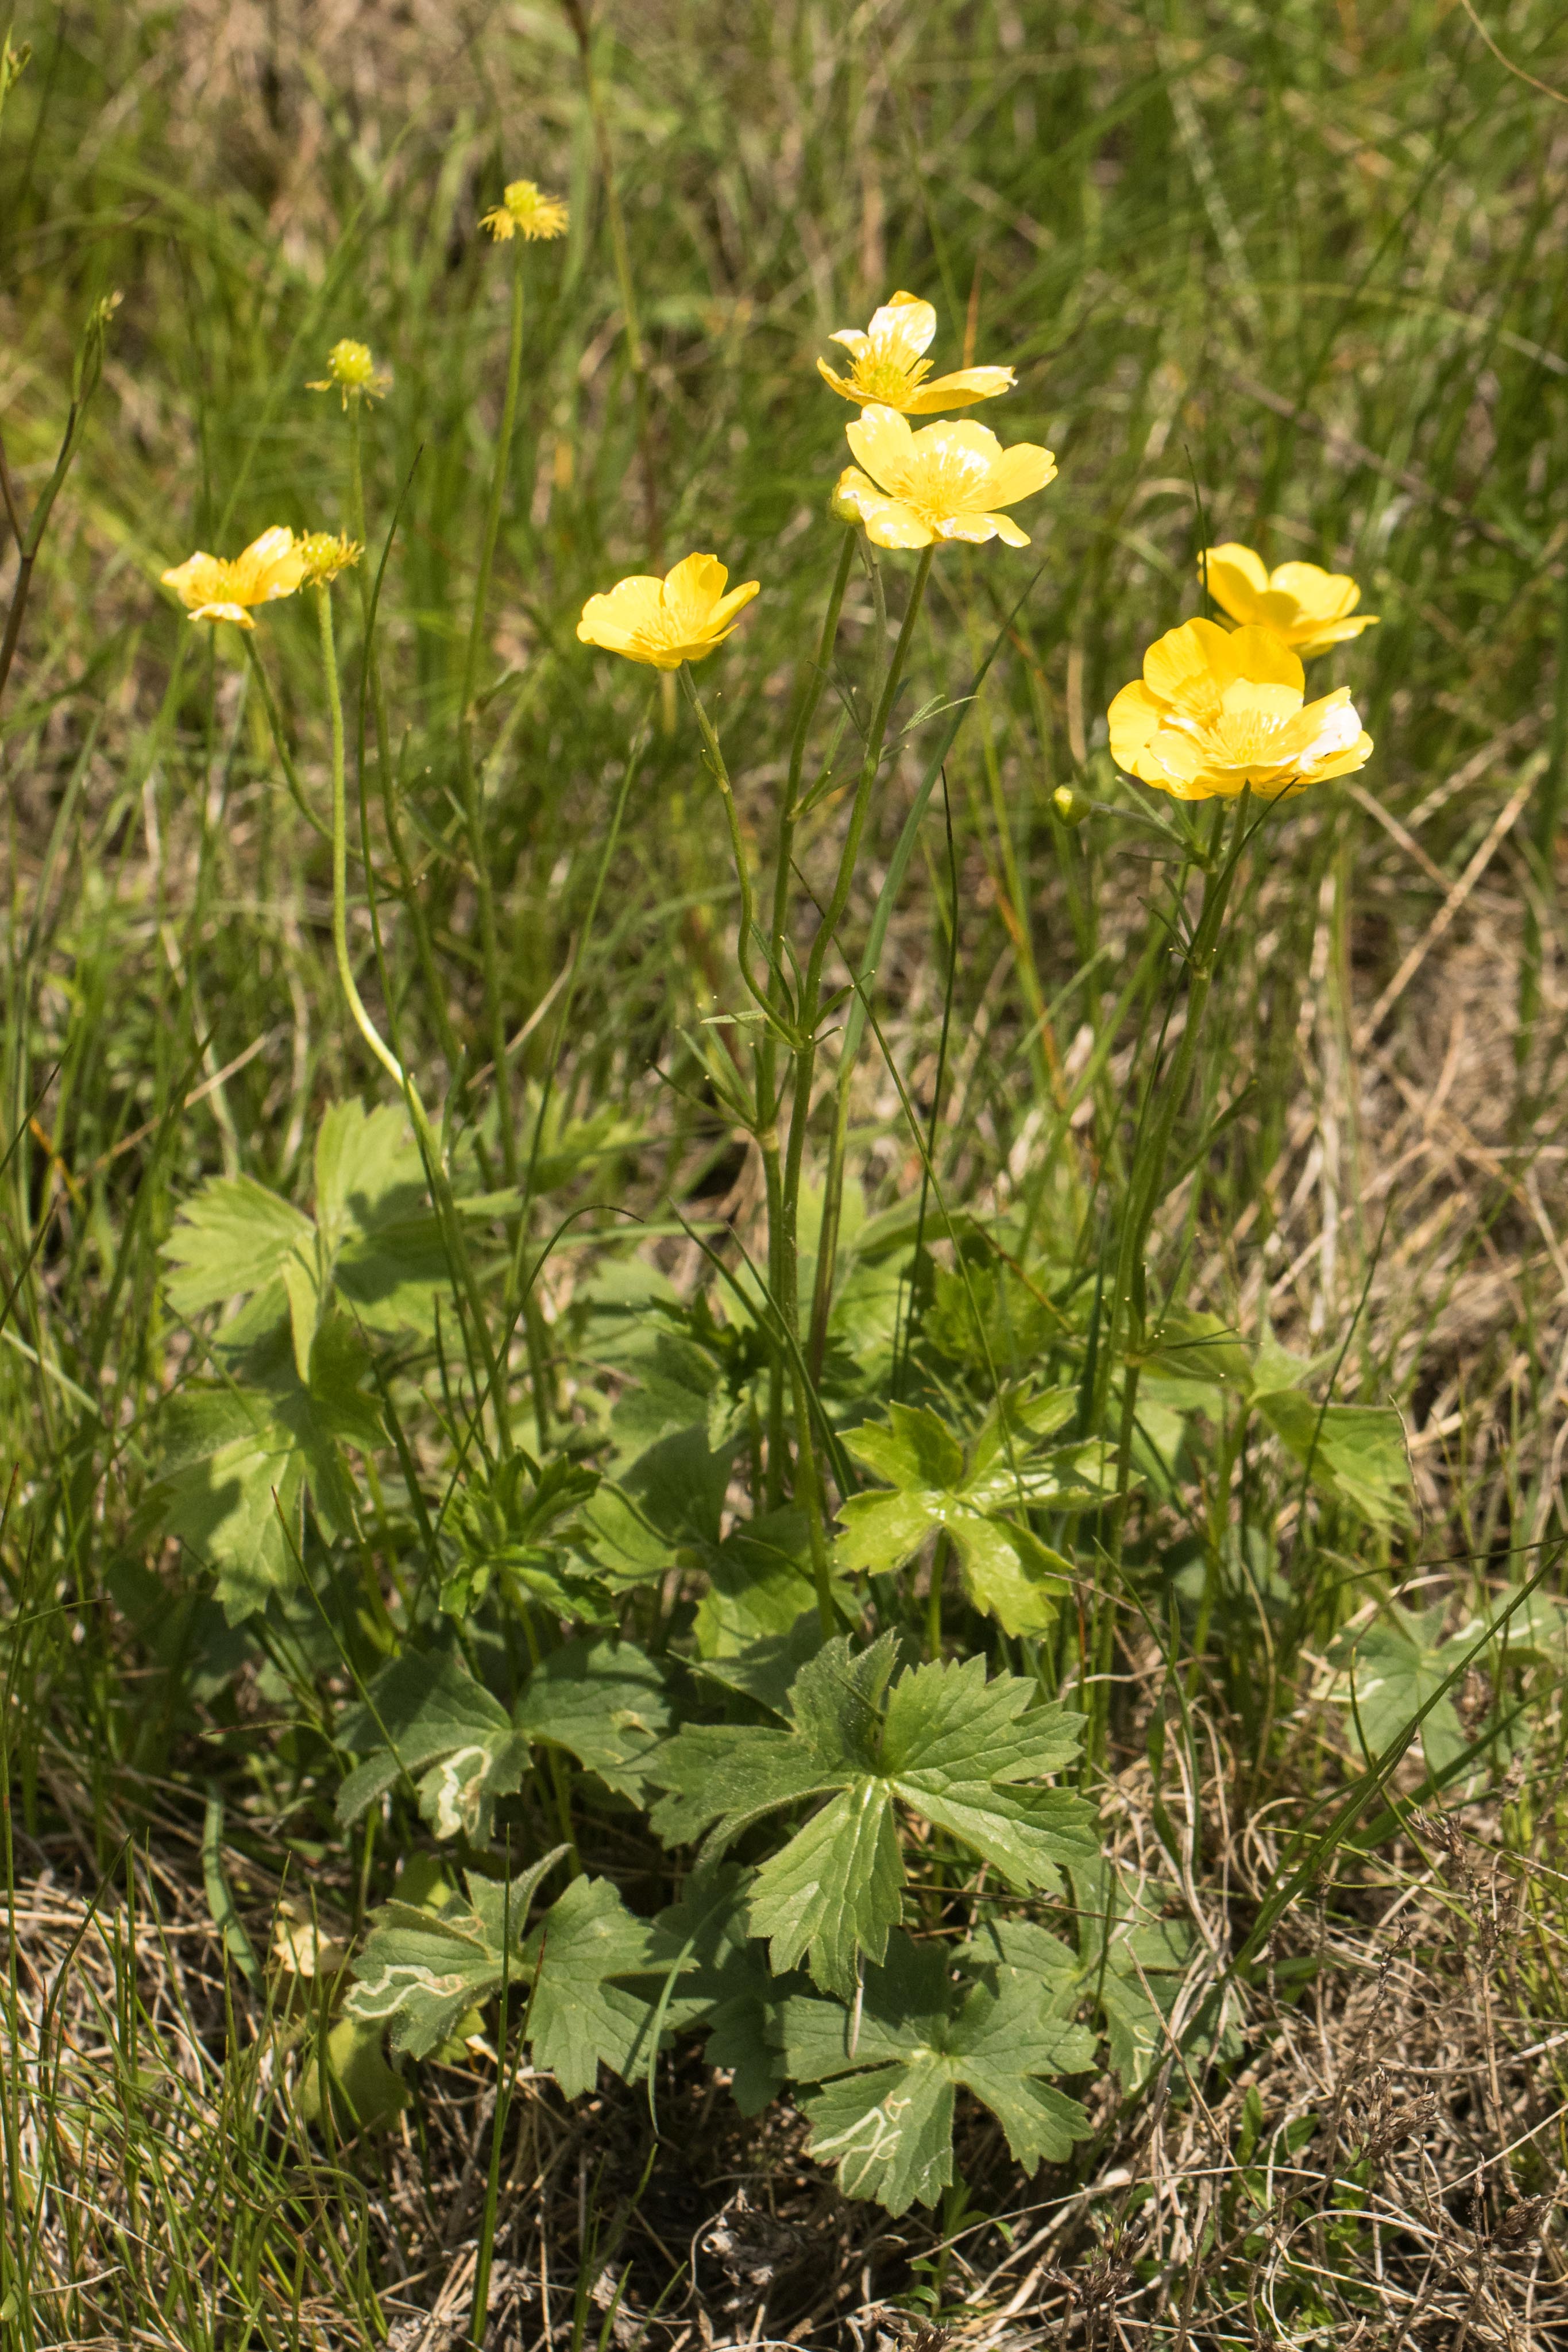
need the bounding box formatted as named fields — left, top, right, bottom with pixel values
left=779, top=544, right=933, bottom=1353
left=316, top=584, right=512, bottom=1457
left=458, top=242, right=528, bottom=1186
left=1086, top=794, right=1249, bottom=1771
left=758, top=524, right=855, bottom=1505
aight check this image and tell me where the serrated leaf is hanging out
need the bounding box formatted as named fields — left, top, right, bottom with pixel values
left=162, top=1176, right=313, bottom=1320
left=577, top=1427, right=733, bottom=1588
left=686, top=1611, right=831, bottom=1717
left=802, top=2063, right=957, bottom=2215
left=441, top=1454, right=611, bottom=1625
left=1068, top=1858, right=1200, bottom=2090
left=693, top=1511, right=829, bottom=1655
left=1326, top=1605, right=1473, bottom=1776
left=1258, top=1392, right=1413, bottom=1530
left=1140, top=1309, right=1251, bottom=1392
left=313, top=1100, right=424, bottom=1247
left=163, top=1100, right=459, bottom=1353
left=335, top=1649, right=526, bottom=1841
left=513, top=1637, right=672, bottom=1798
left=649, top=1637, right=1092, bottom=1994
left=338, top=1637, right=671, bottom=1836
left=836, top=1393, right=1103, bottom=1637
left=345, top=1849, right=563, bottom=2057
left=345, top=1851, right=675, bottom=2096
left=781, top=1930, right=1092, bottom=2215
left=746, top=1783, right=904, bottom=1994
left=519, top=1874, right=665, bottom=2097
left=150, top=1320, right=381, bottom=1621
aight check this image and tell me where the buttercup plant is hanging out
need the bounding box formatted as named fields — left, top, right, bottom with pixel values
left=141, top=261, right=1395, bottom=2233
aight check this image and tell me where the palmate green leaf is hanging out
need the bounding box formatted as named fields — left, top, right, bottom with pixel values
left=780, top=1933, right=1094, bottom=2215
left=149, top=1319, right=384, bottom=1621
left=835, top=1395, right=1109, bottom=1637
left=336, top=1637, right=673, bottom=1839
left=162, top=1101, right=463, bottom=1369
left=335, top=1650, right=528, bottom=1841
left=512, top=1637, right=672, bottom=1797
left=1062, top=1862, right=1199, bottom=2089
left=346, top=1855, right=677, bottom=2094
left=440, top=1454, right=612, bottom=1625
left=1258, top=1391, right=1413, bottom=1531
left=345, top=1849, right=565, bottom=2058
left=519, top=1874, right=667, bottom=2098
left=691, top=1509, right=849, bottom=1656
left=648, top=1636, right=1094, bottom=1995
left=162, top=1176, right=314, bottom=1320
left=1326, top=1604, right=1476, bottom=1777
left=576, top=1427, right=735, bottom=1589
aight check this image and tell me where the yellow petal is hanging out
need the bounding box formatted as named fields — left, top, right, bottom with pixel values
left=1269, top=561, right=1360, bottom=623
left=817, top=358, right=862, bottom=400
left=828, top=329, right=871, bottom=355
left=1218, top=679, right=1305, bottom=725
left=1108, top=681, right=1167, bottom=772
left=868, top=295, right=936, bottom=357
left=1137, top=727, right=1222, bottom=798
left=1222, top=624, right=1305, bottom=693
left=1200, top=543, right=1270, bottom=624
left=1295, top=613, right=1380, bottom=656
left=161, top=553, right=223, bottom=607
left=903, top=366, right=1017, bottom=414
left=1143, top=617, right=1235, bottom=711
left=845, top=404, right=916, bottom=492
left=663, top=553, right=729, bottom=623
left=709, top=579, right=761, bottom=628
left=577, top=577, right=663, bottom=650
left=907, top=415, right=1003, bottom=462
left=937, top=510, right=1006, bottom=544
left=1304, top=728, right=1373, bottom=782
left=188, top=602, right=257, bottom=628
left=859, top=496, right=934, bottom=550
left=986, top=440, right=1057, bottom=508
left=244, top=526, right=301, bottom=569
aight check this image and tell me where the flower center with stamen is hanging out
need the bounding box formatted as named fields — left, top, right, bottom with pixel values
left=891, top=445, right=994, bottom=523
left=853, top=352, right=932, bottom=401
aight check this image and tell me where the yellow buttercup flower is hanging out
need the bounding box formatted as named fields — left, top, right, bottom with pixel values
left=1199, top=543, right=1378, bottom=657
left=481, top=179, right=569, bottom=242
left=1108, top=618, right=1372, bottom=802
left=160, top=527, right=308, bottom=628
left=835, top=405, right=1055, bottom=550
left=818, top=291, right=1015, bottom=414
left=307, top=338, right=391, bottom=407
left=577, top=553, right=759, bottom=671
left=299, top=531, right=363, bottom=587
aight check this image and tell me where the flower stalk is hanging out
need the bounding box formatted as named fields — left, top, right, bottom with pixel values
left=315, top=582, right=513, bottom=1458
